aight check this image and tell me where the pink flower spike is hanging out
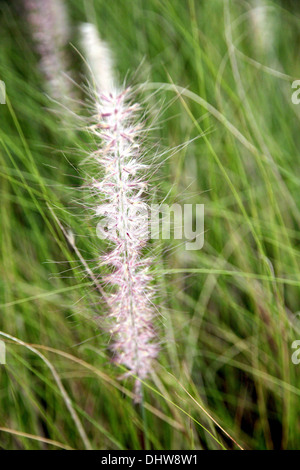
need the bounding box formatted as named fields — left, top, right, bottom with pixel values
left=80, top=23, right=159, bottom=402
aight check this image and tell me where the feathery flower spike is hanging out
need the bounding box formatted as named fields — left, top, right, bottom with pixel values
left=24, top=0, right=75, bottom=106
left=81, top=23, right=159, bottom=401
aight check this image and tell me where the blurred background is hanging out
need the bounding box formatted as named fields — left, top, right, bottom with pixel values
left=0, top=0, right=300, bottom=450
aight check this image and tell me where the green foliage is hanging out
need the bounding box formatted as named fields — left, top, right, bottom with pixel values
left=0, top=0, right=299, bottom=449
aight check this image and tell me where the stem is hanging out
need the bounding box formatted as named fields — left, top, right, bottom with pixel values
left=139, top=384, right=150, bottom=450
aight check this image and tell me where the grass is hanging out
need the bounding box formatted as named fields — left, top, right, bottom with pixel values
left=0, top=0, right=300, bottom=449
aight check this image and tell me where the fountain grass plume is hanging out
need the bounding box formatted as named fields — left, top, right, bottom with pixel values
left=24, top=0, right=75, bottom=106
left=80, top=23, right=159, bottom=402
